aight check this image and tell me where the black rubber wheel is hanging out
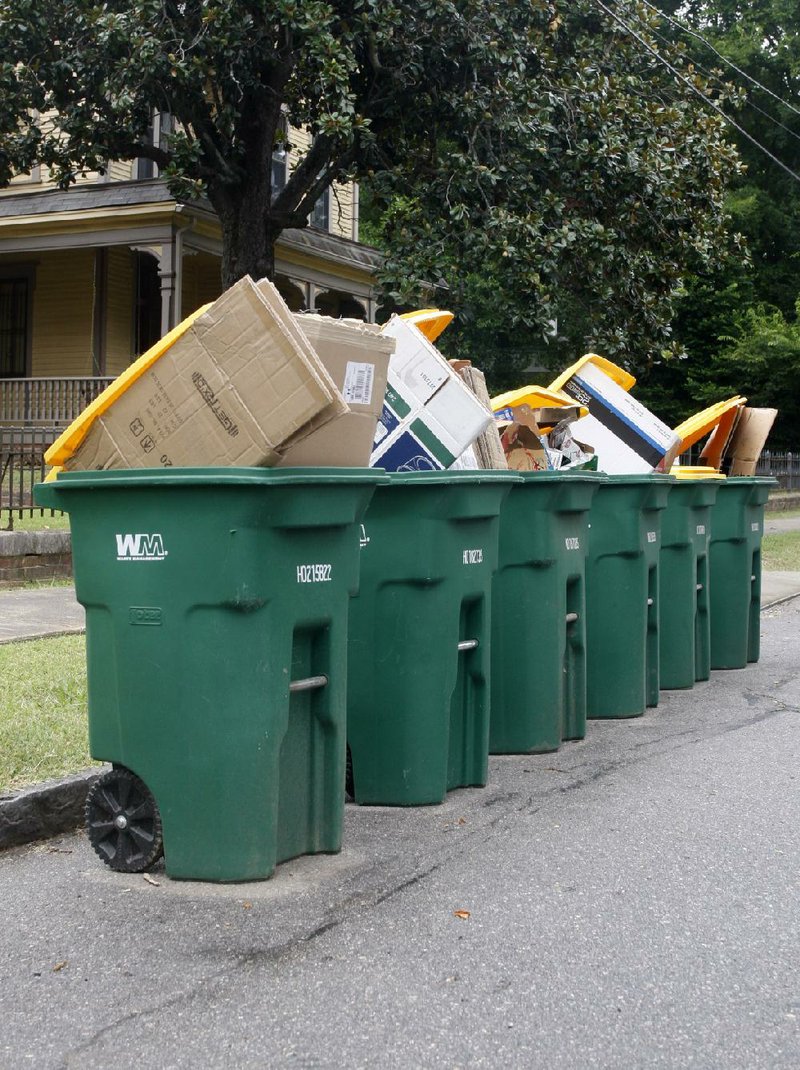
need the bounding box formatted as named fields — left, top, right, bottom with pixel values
left=85, top=768, right=164, bottom=872
left=345, top=744, right=355, bottom=802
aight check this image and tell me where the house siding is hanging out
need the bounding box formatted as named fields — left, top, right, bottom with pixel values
left=30, top=250, right=95, bottom=376
left=105, top=246, right=135, bottom=374
left=181, top=252, right=223, bottom=315
left=287, top=126, right=355, bottom=240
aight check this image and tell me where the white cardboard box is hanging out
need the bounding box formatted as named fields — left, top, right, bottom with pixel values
left=370, top=317, right=492, bottom=471
left=553, top=358, right=680, bottom=474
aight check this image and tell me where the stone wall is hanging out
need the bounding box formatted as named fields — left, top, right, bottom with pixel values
left=0, top=531, right=72, bottom=586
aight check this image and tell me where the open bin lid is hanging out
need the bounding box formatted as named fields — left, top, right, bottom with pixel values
left=673, top=396, right=746, bottom=454
left=397, top=309, right=454, bottom=343
left=490, top=384, right=585, bottom=416
left=549, top=353, right=636, bottom=394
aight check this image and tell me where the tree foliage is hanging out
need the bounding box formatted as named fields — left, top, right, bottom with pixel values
left=365, top=1, right=744, bottom=382
left=0, top=1, right=743, bottom=379
left=633, top=0, right=800, bottom=441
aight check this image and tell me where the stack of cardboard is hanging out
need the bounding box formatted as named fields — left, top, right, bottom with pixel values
left=45, top=277, right=396, bottom=474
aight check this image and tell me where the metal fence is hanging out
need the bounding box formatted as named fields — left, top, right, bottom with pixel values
left=755, top=450, right=800, bottom=491
left=0, top=377, right=114, bottom=426
left=1, top=426, right=63, bottom=530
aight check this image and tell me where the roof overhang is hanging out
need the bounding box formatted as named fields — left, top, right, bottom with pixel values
left=0, top=179, right=383, bottom=288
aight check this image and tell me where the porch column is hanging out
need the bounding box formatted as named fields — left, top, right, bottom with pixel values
left=159, top=229, right=183, bottom=334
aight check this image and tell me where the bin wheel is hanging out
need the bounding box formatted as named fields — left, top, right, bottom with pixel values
left=85, top=768, right=164, bottom=873
left=345, top=745, right=355, bottom=802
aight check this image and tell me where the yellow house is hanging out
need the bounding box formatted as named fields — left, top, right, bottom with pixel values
left=0, top=123, right=382, bottom=424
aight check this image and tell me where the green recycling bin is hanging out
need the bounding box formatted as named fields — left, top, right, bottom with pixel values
left=658, top=479, right=719, bottom=689
left=347, top=470, right=518, bottom=806
left=490, top=471, right=604, bottom=753
left=585, top=475, right=674, bottom=719
left=35, top=467, right=385, bottom=882
left=709, top=476, right=777, bottom=669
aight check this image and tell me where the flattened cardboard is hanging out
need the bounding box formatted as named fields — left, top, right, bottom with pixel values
left=725, top=407, right=778, bottom=476
left=60, top=276, right=343, bottom=472
left=699, top=405, right=742, bottom=470
left=370, top=317, right=492, bottom=471
left=277, top=314, right=394, bottom=468
left=551, top=356, right=681, bottom=474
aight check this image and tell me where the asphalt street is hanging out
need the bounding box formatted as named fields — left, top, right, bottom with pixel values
left=1, top=600, right=798, bottom=1069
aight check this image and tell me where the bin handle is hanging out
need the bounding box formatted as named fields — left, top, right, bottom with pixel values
left=696, top=583, right=704, bottom=591
left=647, top=598, right=654, bottom=606
left=458, top=640, right=479, bottom=653
left=289, top=675, right=328, bottom=693
left=565, top=612, right=579, bottom=624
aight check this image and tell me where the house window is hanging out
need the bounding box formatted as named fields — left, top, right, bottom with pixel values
left=134, top=112, right=171, bottom=180
left=0, top=277, right=29, bottom=378
left=311, top=187, right=330, bottom=231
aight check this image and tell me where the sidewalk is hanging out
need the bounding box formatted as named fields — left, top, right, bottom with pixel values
left=0, top=585, right=85, bottom=644
left=2, top=570, right=799, bottom=646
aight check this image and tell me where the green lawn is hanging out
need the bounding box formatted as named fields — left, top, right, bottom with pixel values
left=762, top=531, right=800, bottom=572
left=0, top=634, right=95, bottom=793
left=3, top=511, right=70, bottom=532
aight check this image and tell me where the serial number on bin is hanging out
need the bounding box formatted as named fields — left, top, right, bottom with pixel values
left=565, top=537, right=581, bottom=550
left=296, top=564, right=333, bottom=584
left=462, top=549, right=484, bottom=565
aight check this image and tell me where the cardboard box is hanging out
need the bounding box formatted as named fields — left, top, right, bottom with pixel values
left=370, top=317, right=493, bottom=471
left=725, top=407, right=778, bottom=476
left=499, top=423, right=552, bottom=471
left=277, top=314, right=394, bottom=467
left=47, top=276, right=347, bottom=472
left=550, top=354, right=681, bottom=474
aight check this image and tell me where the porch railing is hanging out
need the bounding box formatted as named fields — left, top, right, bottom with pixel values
left=0, top=376, right=114, bottom=426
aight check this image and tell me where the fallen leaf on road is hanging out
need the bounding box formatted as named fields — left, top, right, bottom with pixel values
left=143, top=874, right=160, bottom=887
left=458, top=818, right=467, bottom=825
left=242, top=901, right=252, bottom=910
left=52, top=961, right=68, bottom=972
left=453, top=910, right=471, bottom=920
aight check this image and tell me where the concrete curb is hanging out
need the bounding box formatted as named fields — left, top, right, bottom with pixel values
left=0, top=768, right=104, bottom=850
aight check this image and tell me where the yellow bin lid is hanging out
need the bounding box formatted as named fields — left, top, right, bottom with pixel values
left=490, top=384, right=584, bottom=415
left=673, top=396, right=746, bottom=453
left=549, top=353, right=637, bottom=394
left=398, top=308, right=454, bottom=343
left=671, top=465, right=726, bottom=480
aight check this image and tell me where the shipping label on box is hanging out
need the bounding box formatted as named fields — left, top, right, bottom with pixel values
left=277, top=313, right=393, bottom=468
left=557, top=360, right=680, bottom=474
left=370, top=318, right=492, bottom=471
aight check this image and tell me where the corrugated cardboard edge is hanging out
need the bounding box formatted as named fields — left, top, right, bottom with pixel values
left=458, top=366, right=508, bottom=470
left=254, top=279, right=348, bottom=448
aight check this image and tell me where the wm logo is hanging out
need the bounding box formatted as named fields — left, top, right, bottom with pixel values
left=115, top=533, right=168, bottom=561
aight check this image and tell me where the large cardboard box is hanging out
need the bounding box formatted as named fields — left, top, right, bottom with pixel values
left=277, top=314, right=394, bottom=467
left=550, top=354, right=681, bottom=474
left=725, top=407, right=778, bottom=476
left=370, top=317, right=493, bottom=471
left=46, top=277, right=347, bottom=472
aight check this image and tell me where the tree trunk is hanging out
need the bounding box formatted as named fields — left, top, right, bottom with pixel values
left=214, top=186, right=282, bottom=289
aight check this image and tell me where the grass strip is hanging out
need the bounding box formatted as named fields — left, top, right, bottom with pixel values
left=762, top=531, right=800, bottom=572
left=0, top=634, right=95, bottom=793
